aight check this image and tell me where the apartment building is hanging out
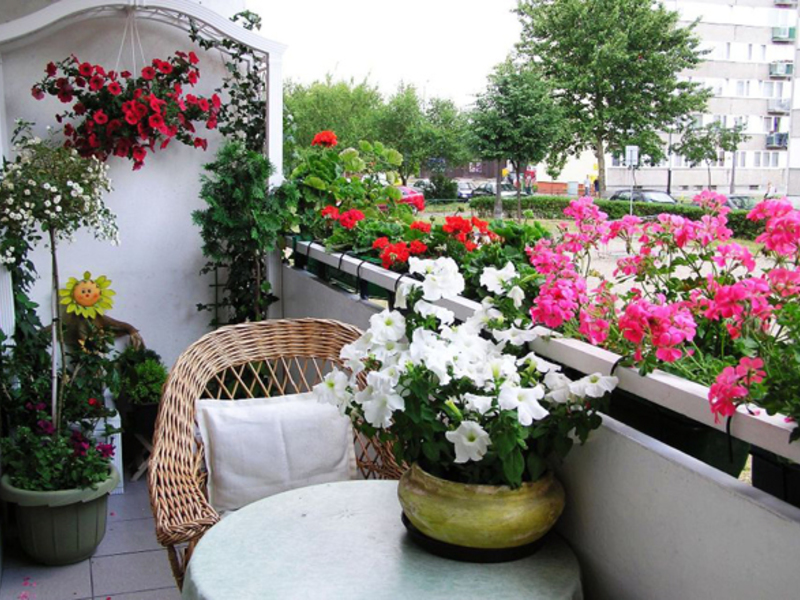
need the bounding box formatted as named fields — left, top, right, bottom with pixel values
left=606, top=0, right=800, bottom=198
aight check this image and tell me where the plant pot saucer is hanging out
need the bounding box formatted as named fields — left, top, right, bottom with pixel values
left=401, top=513, right=545, bottom=563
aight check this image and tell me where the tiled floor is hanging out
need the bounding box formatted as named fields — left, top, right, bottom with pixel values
left=0, top=475, right=180, bottom=600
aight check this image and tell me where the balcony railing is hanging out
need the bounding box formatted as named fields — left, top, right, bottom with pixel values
left=775, top=0, right=797, bottom=6
left=768, top=98, right=791, bottom=114
left=769, top=61, right=794, bottom=78
left=767, top=131, right=789, bottom=149
left=772, top=26, right=797, bottom=42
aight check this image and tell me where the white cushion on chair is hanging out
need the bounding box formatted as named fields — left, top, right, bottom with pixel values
left=197, top=392, right=357, bottom=514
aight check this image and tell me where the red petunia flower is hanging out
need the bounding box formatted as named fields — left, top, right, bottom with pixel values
left=107, top=81, right=122, bottom=96
left=78, top=62, right=93, bottom=77
left=94, top=64, right=106, bottom=76
left=141, top=66, right=156, bottom=80
left=311, top=130, right=338, bottom=148
left=211, top=93, right=221, bottom=109
left=73, top=102, right=86, bottom=115
left=187, top=70, right=199, bottom=85
left=198, top=98, right=210, bottom=112
left=93, top=110, right=109, bottom=125
left=155, top=60, right=173, bottom=74
left=31, top=86, right=44, bottom=100
left=194, top=137, right=208, bottom=150
left=189, top=51, right=199, bottom=65
left=120, top=70, right=132, bottom=78
left=132, top=145, right=147, bottom=162
left=46, top=62, right=57, bottom=77
left=148, top=113, right=165, bottom=130
left=89, top=74, right=105, bottom=91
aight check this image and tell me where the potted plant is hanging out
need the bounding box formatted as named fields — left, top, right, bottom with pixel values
left=114, top=345, right=168, bottom=439
left=314, top=257, right=617, bottom=561
left=0, top=123, right=120, bottom=564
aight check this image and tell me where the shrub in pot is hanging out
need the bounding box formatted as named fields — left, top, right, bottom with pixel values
left=114, top=346, right=168, bottom=439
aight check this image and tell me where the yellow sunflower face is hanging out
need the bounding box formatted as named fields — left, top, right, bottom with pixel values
left=60, top=271, right=115, bottom=319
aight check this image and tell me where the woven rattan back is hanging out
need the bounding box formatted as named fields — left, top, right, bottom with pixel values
left=149, top=319, right=403, bottom=588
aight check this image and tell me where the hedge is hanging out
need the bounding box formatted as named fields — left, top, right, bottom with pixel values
left=469, top=195, right=760, bottom=240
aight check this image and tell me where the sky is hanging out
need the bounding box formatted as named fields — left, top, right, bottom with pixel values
left=246, top=0, right=522, bottom=108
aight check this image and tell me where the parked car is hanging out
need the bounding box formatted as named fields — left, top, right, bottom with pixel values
left=608, top=189, right=677, bottom=204
left=725, top=195, right=756, bottom=210
left=399, top=186, right=425, bottom=212
left=470, top=182, right=517, bottom=199
left=456, top=181, right=475, bottom=200
left=411, top=178, right=431, bottom=191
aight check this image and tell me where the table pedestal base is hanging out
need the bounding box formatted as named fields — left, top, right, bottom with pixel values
left=401, top=512, right=546, bottom=564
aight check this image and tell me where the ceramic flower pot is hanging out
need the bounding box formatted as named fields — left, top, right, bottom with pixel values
left=0, top=466, right=120, bottom=565
left=397, top=463, right=565, bottom=558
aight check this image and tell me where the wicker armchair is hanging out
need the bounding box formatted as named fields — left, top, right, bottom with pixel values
left=148, top=318, right=403, bottom=589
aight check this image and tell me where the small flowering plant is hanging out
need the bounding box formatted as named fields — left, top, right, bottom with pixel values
left=313, top=257, right=616, bottom=487
left=32, top=52, right=221, bottom=169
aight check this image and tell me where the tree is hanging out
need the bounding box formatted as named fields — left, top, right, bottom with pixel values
left=284, top=76, right=382, bottom=160
left=423, top=98, right=472, bottom=173
left=671, top=122, right=749, bottom=188
left=471, top=60, right=563, bottom=220
left=375, top=84, right=428, bottom=184
left=516, top=0, right=711, bottom=195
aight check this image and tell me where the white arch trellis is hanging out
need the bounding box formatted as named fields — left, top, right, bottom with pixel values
left=0, top=0, right=287, bottom=338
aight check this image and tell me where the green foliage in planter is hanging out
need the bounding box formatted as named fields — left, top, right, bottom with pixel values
left=470, top=196, right=760, bottom=240
left=193, top=141, right=296, bottom=326
left=114, top=346, right=167, bottom=407
left=1, top=426, right=113, bottom=491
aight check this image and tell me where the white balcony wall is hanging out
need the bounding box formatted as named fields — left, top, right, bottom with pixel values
left=0, top=15, right=229, bottom=365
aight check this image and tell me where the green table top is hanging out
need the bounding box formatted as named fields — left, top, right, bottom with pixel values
left=182, top=480, right=582, bottom=600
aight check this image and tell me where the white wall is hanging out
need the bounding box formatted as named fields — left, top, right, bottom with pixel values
left=2, top=15, right=231, bottom=365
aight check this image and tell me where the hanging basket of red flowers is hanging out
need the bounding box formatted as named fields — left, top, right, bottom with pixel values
left=32, top=51, right=221, bottom=170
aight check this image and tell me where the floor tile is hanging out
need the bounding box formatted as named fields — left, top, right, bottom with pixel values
left=107, top=479, right=152, bottom=523
left=95, top=587, right=180, bottom=600
left=94, top=518, right=160, bottom=557
left=91, top=550, right=174, bottom=597
left=0, top=552, right=92, bottom=600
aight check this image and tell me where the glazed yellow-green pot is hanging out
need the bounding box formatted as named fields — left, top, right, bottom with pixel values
left=397, top=463, right=565, bottom=549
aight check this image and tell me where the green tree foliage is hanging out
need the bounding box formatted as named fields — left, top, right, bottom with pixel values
left=422, top=97, right=472, bottom=173
left=470, top=60, right=563, bottom=220
left=193, top=141, right=298, bottom=326
left=516, top=0, right=711, bottom=194
left=284, top=76, right=383, bottom=162
left=671, top=122, right=749, bottom=187
left=376, top=84, right=428, bottom=184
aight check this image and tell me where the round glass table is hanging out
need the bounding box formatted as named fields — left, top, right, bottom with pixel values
left=182, top=480, right=582, bottom=600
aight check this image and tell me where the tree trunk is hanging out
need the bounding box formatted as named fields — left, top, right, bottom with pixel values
left=730, top=151, right=737, bottom=195
left=255, top=252, right=262, bottom=322
left=493, top=160, right=503, bottom=219
left=515, top=164, right=523, bottom=222
left=48, top=229, right=66, bottom=431
left=707, top=162, right=712, bottom=189
left=595, top=137, right=606, bottom=197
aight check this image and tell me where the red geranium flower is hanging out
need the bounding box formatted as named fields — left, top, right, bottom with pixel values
left=188, top=51, right=199, bottom=64
left=410, top=221, right=431, bottom=233
left=107, top=81, right=122, bottom=96
left=339, top=209, right=365, bottom=230
left=93, top=110, right=109, bottom=125
left=141, top=66, right=156, bottom=80
left=409, top=240, right=428, bottom=255
left=321, top=205, right=340, bottom=219
left=311, top=130, right=338, bottom=148
left=372, top=237, right=390, bottom=250
left=78, top=62, right=93, bottom=77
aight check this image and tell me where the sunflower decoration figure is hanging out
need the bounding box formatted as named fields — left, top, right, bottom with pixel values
left=59, top=271, right=115, bottom=319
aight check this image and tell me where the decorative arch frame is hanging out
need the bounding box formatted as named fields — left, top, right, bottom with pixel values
left=0, top=0, right=287, bottom=339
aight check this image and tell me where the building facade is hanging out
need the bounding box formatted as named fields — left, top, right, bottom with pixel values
left=606, top=0, right=800, bottom=199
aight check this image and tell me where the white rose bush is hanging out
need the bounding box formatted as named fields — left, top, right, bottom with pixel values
left=314, top=256, right=618, bottom=488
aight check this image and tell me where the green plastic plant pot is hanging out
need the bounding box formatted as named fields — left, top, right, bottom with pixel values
left=397, top=463, right=565, bottom=550
left=0, top=466, right=120, bottom=566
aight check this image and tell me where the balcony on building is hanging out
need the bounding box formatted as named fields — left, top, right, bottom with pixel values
left=769, top=60, right=794, bottom=78
left=775, top=0, right=798, bottom=6
left=766, top=132, right=789, bottom=149
left=768, top=98, right=791, bottom=115
left=772, top=26, right=797, bottom=42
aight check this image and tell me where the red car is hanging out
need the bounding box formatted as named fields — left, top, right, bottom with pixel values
left=399, top=186, right=425, bottom=212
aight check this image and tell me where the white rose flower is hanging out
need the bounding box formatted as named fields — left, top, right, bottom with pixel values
left=369, top=310, right=406, bottom=344
left=445, top=421, right=491, bottom=463
left=569, top=373, right=618, bottom=398
left=480, top=262, right=518, bottom=294
left=463, top=393, right=494, bottom=415
left=313, top=370, right=351, bottom=413
left=498, top=384, right=549, bottom=426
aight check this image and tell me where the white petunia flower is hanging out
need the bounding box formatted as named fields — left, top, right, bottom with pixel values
left=369, top=310, right=406, bottom=344
left=409, top=328, right=454, bottom=385
left=357, top=382, right=405, bottom=429
left=517, top=352, right=561, bottom=374
left=508, top=285, right=525, bottom=309
left=480, top=262, right=518, bottom=294
left=409, top=257, right=465, bottom=301
left=493, top=326, right=538, bottom=346
left=544, top=371, right=573, bottom=403
left=445, top=421, right=491, bottom=463
left=313, top=370, right=352, bottom=414
left=498, top=384, right=549, bottom=425
left=340, top=333, right=372, bottom=375
left=569, top=373, right=618, bottom=398
left=463, top=393, right=494, bottom=415
left=414, top=300, right=455, bottom=325
left=394, top=280, right=415, bottom=309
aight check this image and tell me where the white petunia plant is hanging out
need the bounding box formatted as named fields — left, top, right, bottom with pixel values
left=314, top=257, right=618, bottom=488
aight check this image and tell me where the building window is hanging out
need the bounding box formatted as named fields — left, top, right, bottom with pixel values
left=738, top=152, right=746, bottom=168
left=772, top=152, right=779, bottom=167
left=754, top=152, right=761, bottom=167
left=750, top=185, right=759, bottom=191
left=748, top=44, right=753, bottom=61
left=776, top=82, right=784, bottom=98
left=761, top=45, right=767, bottom=61
left=763, top=81, right=774, bottom=98
left=736, top=80, right=745, bottom=96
